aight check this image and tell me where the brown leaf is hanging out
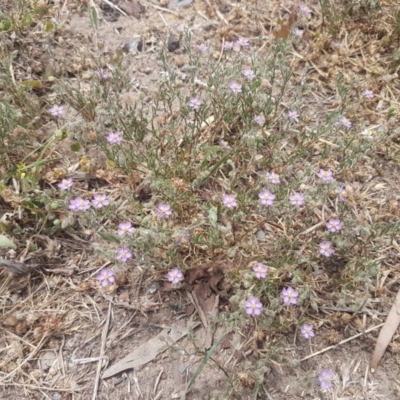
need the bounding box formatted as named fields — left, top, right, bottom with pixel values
left=187, top=267, right=210, bottom=284
left=209, top=271, right=223, bottom=293
left=273, top=24, right=290, bottom=40
left=288, top=7, right=298, bottom=27
left=193, top=282, right=215, bottom=313
left=221, top=331, right=234, bottom=349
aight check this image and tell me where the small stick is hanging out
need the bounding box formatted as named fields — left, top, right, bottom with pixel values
left=101, top=0, right=127, bottom=16
left=300, top=323, right=384, bottom=362
left=92, top=301, right=112, bottom=400
left=371, top=287, right=400, bottom=371
left=153, top=368, right=164, bottom=394
left=141, top=0, right=179, bottom=16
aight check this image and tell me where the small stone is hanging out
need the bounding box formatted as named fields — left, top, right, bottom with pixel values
left=148, top=283, right=159, bottom=294
left=167, top=34, right=180, bottom=52
left=168, top=0, right=192, bottom=8
left=119, top=0, right=144, bottom=18
left=256, top=230, right=266, bottom=241
left=122, top=39, right=138, bottom=53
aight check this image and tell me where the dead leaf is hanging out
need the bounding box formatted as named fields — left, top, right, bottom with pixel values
left=221, top=331, right=234, bottom=349
left=288, top=7, right=298, bottom=26
left=187, top=267, right=210, bottom=284
left=273, top=24, right=290, bottom=40
left=102, top=322, right=200, bottom=379
left=193, top=282, right=215, bottom=313
left=209, top=271, right=223, bottom=293
left=273, top=7, right=298, bottom=40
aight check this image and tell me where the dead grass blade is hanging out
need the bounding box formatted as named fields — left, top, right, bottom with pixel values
left=370, top=286, right=400, bottom=372
left=92, top=301, right=112, bottom=400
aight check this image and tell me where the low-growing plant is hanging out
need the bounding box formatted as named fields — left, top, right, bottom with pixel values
left=2, top=0, right=400, bottom=397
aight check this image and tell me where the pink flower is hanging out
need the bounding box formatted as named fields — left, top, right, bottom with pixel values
left=157, top=203, right=172, bottom=219
left=189, top=97, right=202, bottom=110
left=293, top=27, right=304, bottom=37
left=96, top=268, right=115, bottom=287
left=301, top=323, right=315, bottom=339
left=222, top=194, right=237, bottom=209
left=106, top=131, right=123, bottom=144
left=326, top=218, right=342, bottom=233
left=167, top=268, right=184, bottom=284
left=267, top=171, right=280, bottom=184
left=92, top=194, right=109, bottom=209
left=58, top=178, right=73, bottom=190
left=339, top=186, right=346, bottom=201
left=195, top=44, right=208, bottom=53
left=289, top=192, right=305, bottom=207
left=69, top=197, right=90, bottom=211
left=242, top=67, right=256, bottom=80
left=299, top=4, right=311, bottom=16
left=220, top=140, right=231, bottom=149
left=336, top=116, right=352, bottom=128
left=253, top=263, right=267, bottom=279
left=229, top=81, right=242, bottom=93
left=223, top=41, right=234, bottom=50
left=95, top=68, right=110, bottom=79
left=245, top=296, right=263, bottom=316
left=288, top=110, right=299, bottom=122
left=319, top=241, right=335, bottom=257
left=254, top=114, right=265, bottom=126
left=116, top=247, right=132, bottom=262
left=49, top=105, right=64, bottom=116
left=363, top=89, right=374, bottom=99
left=236, top=37, right=250, bottom=47
left=317, top=169, right=334, bottom=183
left=258, top=189, right=275, bottom=206
left=117, top=222, right=135, bottom=237
left=281, top=286, right=299, bottom=305
left=176, top=232, right=190, bottom=246
left=318, top=369, right=334, bottom=390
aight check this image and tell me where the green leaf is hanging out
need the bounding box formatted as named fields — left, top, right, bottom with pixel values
left=45, top=20, right=53, bottom=32
left=208, top=206, right=218, bottom=228
left=90, top=6, right=98, bottom=31
left=98, top=232, right=121, bottom=244
left=70, top=143, right=81, bottom=152
left=21, top=80, right=43, bottom=88
left=0, top=235, right=16, bottom=249
left=227, top=246, right=237, bottom=258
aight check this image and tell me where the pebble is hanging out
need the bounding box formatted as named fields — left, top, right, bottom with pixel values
left=168, top=0, right=192, bottom=9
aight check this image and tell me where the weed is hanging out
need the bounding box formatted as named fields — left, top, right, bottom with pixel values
left=1, top=0, right=400, bottom=398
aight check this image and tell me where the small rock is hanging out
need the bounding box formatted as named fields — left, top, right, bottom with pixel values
left=256, top=230, right=266, bottom=241
left=168, top=0, right=192, bottom=8
left=167, top=34, right=180, bottom=52
left=148, top=283, right=159, bottom=294
left=122, top=39, right=138, bottom=53
left=119, top=0, right=144, bottom=18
